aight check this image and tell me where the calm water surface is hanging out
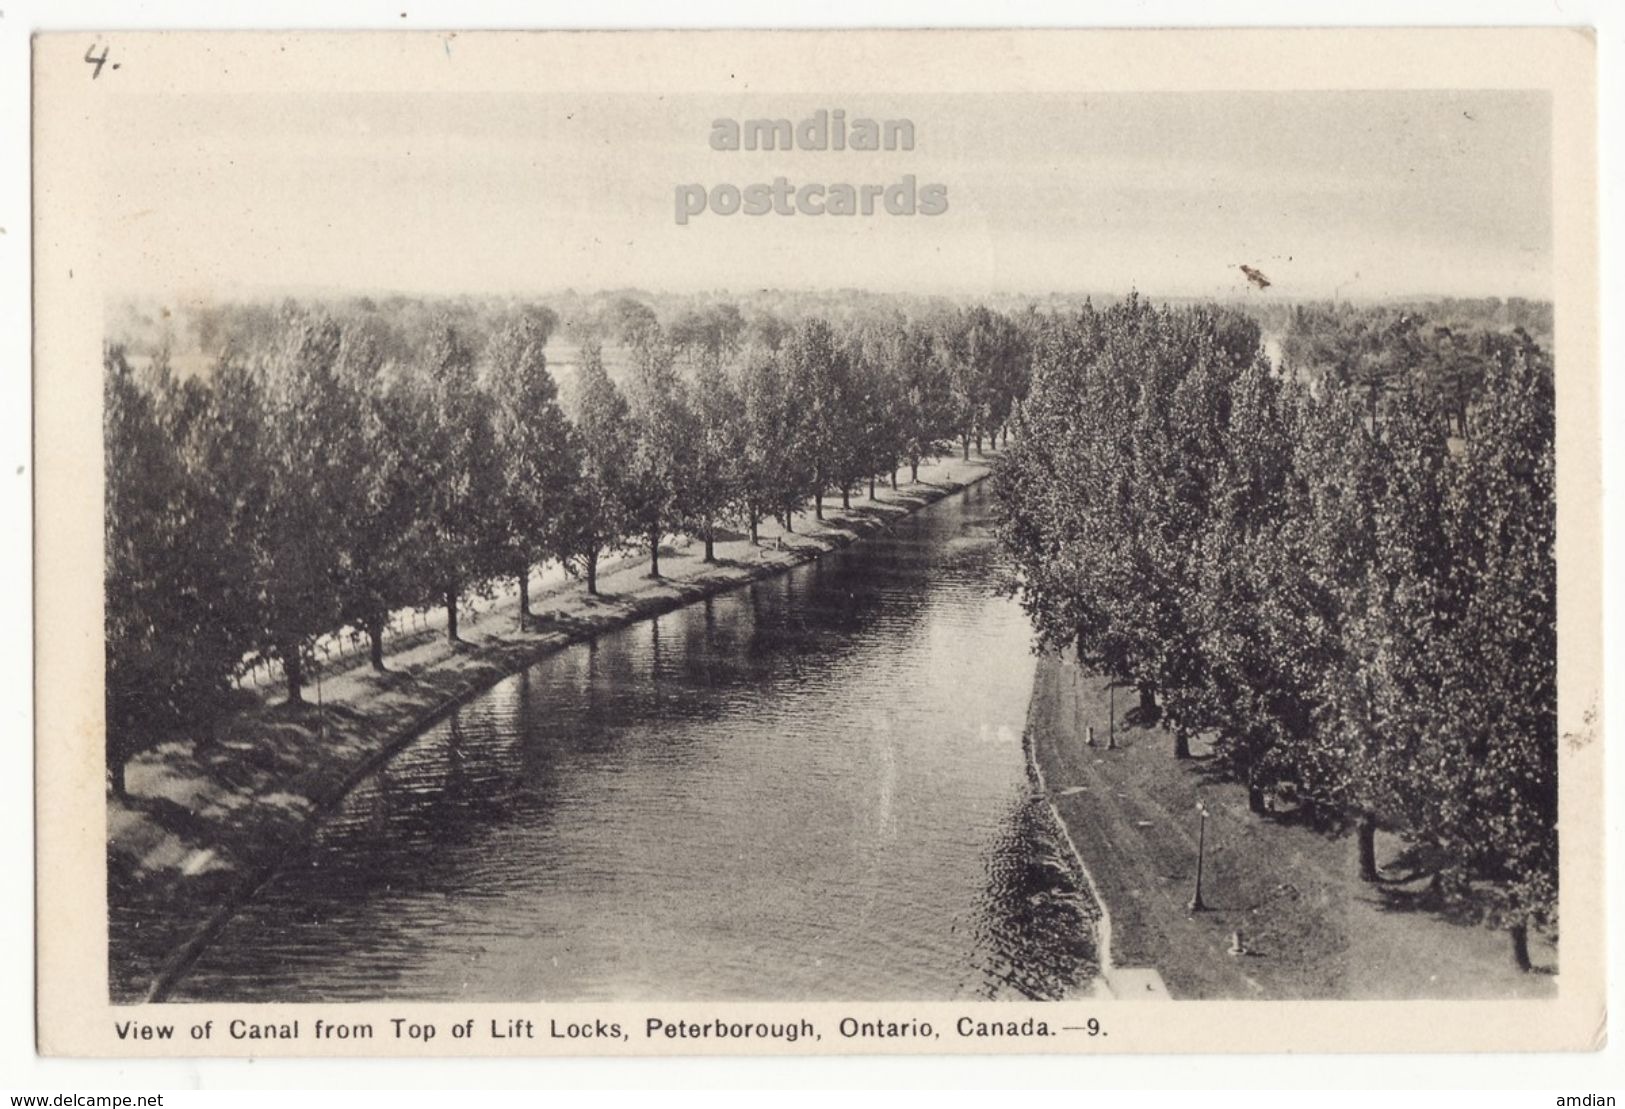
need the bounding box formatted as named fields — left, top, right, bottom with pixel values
left=174, top=483, right=1100, bottom=1001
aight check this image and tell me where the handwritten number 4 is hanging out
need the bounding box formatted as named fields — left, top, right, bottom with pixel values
left=85, top=44, right=119, bottom=78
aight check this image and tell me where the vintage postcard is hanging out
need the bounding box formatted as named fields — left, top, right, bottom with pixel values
left=32, top=28, right=1601, bottom=1057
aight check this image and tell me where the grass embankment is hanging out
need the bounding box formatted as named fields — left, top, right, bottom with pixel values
left=109, top=452, right=997, bottom=1002
left=1027, top=655, right=1558, bottom=1000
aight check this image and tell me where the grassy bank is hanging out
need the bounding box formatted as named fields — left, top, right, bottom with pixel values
left=1027, top=654, right=1559, bottom=1000
left=109, top=452, right=997, bottom=1002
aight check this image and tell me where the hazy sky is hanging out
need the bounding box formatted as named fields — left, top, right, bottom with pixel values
left=102, top=89, right=1551, bottom=301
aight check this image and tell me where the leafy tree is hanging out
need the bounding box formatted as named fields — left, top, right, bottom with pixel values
left=826, top=333, right=874, bottom=509
left=669, top=302, right=746, bottom=373
left=1115, top=310, right=1219, bottom=740
left=104, top=349, right=246, bottom=792
left=1323, top=383, right=1458, bottom=877
left=559, top=343, right=636, bottom=594
left=611, top=297, right=661, bottom=352
left=994, top=300, right=1138, bottom=681
left=742, top=308, right=791, bottom=357
left=332, top=329, right=429, bottom=670
left=895, top=321, right=953, bottom=483
left=1188, top=357, right=1301, bottom=808
left=1280, top=386, right=1386, bottom=862
left=972, top=307, right=1031, bottom=451
left=846, top=322, right=911, bottom=497
left=940, top=315, right=985, bottom=462
left=248, top=313, right=360, bottom=700
left=411, top=324, right=507, bottom=642
left=685, top=362, right=744, bottom=561
left=624, top=333, right=696, bottom=577
left=1438, top=345, right=1557, bottom=968
left=782, top=318, right=849, bottom=520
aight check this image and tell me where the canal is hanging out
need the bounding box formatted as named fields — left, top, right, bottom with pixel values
left=171, top=481, right=1101, bottom=1002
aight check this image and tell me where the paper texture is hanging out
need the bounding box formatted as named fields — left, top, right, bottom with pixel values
left=33, top=28, right=1602, bottom=1057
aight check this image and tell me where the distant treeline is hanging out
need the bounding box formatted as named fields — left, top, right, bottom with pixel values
left=993, top=294, right=1556, bottom=967
left=104, top=296, right=1031, bottom=794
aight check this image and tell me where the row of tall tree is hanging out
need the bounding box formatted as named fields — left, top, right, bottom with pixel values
left=104, top=299, right=1034, bottom=794
left=993, top=294, right=1557, bottom=968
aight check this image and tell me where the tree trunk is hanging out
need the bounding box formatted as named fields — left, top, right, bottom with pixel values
left=815, top=491, right=824, bottom=520
left=1002, top=426, right=1009, bottom=448
left=649, top=529, right=661, bottom=577
left=703, top=524, right=715, bottom=563
left=911, top=457, right=919, bottom=483
left=1357, top=812, right=1380, bottom=882
left=869, top=475, right=876, bottom=500
left=1173, top=732, right=1191, bottom=760
left=367, top=614, right=386, bottom=672
left=283, top=640, right=304, bottom=704
left=1510, top=921, right=1532, bottom=973
left=975, top=431, right=983, bottom=454
left=890, top=469, right=898, bottom=490
left=445, top=586, right=460, bottom=643
left=784, top=502, right=794, bottom=533
left=1139, top=684, right=1157, bottom=717
left=109, top=758, right=126, bottom=799
left=517, top=572, right=531, bottom=629
left=586, top=550, right=599, bottom=596
left=1248, top=778, right=1268, bottom=816
left=961, top=435, right=970, bottom=461
left=749, top=510, right=759, bottom=545
left=842, top=486, right=850, bottom=509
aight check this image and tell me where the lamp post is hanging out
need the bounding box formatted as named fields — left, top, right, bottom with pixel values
left=1189, top=802, right=1209, bottom=912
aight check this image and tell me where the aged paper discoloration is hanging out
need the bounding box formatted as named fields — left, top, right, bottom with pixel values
left=34, top=28, right=1600, bottom=1056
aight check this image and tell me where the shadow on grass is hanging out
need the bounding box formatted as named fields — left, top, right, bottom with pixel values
left=1123, top=703, right=1163, bottom=729
left=1360, top=851, right=1549, bottom=977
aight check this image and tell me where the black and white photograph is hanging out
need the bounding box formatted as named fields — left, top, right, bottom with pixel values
left=26, top=26, right=1605, bottom=1061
